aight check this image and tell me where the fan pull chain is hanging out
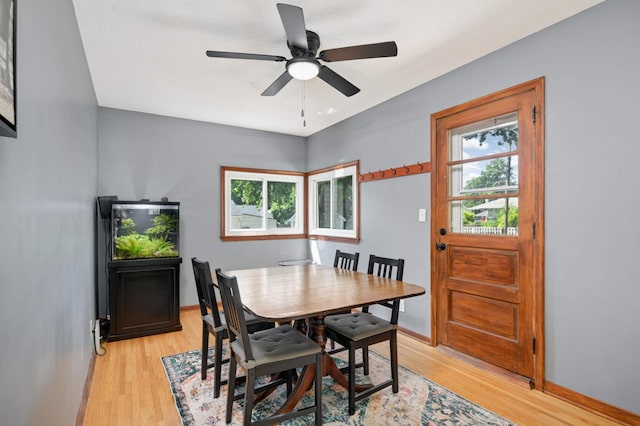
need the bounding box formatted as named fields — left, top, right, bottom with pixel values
left=301, top=81, right=306, bottom=127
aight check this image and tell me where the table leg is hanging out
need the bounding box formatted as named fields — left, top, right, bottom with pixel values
left=308, top=315, right=371, bottom=393
left=275, top=315, right=371, bottom=414
left=275, top=364, right=316, bottom=414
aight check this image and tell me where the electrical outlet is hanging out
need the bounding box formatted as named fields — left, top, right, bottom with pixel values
left=399, top=300, right=405, bottom=312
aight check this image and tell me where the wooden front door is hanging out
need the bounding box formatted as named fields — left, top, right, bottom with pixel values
left=431, top=78, right=545, bottom=384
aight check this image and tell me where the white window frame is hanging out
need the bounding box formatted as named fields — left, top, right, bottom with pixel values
left=221, top=167, right=305, bottom=241
left=307, top=161, right=359, bottom=241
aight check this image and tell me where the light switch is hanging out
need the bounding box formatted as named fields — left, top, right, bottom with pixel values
left=418, top=208, right=426, bottom=222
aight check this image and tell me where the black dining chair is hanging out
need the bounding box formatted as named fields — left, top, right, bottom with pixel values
left=334, top=249, right=360, bottom=271
left=191, top=258, right=274, bottom=398
left=329, top=249, right=360, bottom=350
left=325, top=254, right=404, bottom=415
left=215, top=269, right=323, bottom=426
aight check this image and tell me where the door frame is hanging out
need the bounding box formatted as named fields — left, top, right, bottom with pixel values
left=429, top=77, right=545, bottom=389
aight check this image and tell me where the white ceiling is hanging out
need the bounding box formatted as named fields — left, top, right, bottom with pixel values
left=72, top=0, right=602, bottom=137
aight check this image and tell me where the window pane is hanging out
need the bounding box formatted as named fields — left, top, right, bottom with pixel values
left=451, top=197, right=518, bottom=235
left=452, top=113, right=518, bottom=161
left=222, top=167, right=305, bottom=240
left=267, top=181, right=297, bottom=229
left=307, top=161, right=359, bottom=241
left=230, top=179, right=264, bottom=230
left=451, top=156, right=519, bottom=197
left=333, top=175, right=353, bottom=230
left=448, top=112, right=519, bottom=236
left=317, top=180, right=331, bottom=228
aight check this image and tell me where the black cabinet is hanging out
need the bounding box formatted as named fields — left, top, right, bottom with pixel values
left=108, top=258, right=182, bottom=341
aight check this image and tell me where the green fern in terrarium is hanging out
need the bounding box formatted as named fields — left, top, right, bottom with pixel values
left=114, top=234, right=149, bottom=259
left=118, top=218, right=136, bottom=236
left=146, top=214, right=178, bottom=240
left=148, top=237, right=179, bottom=258
left=114, top=233, right=178, bottom=260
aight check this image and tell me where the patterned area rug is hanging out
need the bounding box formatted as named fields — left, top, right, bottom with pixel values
left=161, top=347, right=514, bottom=425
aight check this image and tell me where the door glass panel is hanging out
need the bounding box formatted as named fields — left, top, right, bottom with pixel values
left=453, top=113, right=518, bottom=160
left=449, top=112, right=519, bottom=235
left=451, top=197, right=518, bottom=235
left=452, top=156, right=519, bottom=196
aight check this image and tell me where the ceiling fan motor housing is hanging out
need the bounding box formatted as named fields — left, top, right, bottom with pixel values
left=288, top=30, right=320, bottom=57
left=286, top=30, right=321, bottom=80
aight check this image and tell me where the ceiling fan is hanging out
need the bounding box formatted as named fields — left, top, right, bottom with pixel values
left=205, top=3, right=398, bottom=97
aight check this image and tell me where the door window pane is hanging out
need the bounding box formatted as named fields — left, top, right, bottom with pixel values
left=453, top=156, right=519, bottom=196
left=449, top=113, right=519, bottom=235
left=452, top=197, right=518, bottom=234
left=454, top=114, right=518, bottom=161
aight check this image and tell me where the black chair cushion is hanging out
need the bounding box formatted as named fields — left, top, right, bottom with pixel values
left=204, top=310, right=266, bottom=332
left=203, top=313, right=226, bottom=333
left=326, top=312, right=397, bottom=341
left=230, top=324, right=320, bottom=367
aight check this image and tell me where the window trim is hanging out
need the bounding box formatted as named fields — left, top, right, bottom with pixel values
left=307, top=160, right=360, bottom=243
left=220, top=166, right=306, bottom=241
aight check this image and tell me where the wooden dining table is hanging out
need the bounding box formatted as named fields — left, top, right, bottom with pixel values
left=218, top=263, right=426, bottom=413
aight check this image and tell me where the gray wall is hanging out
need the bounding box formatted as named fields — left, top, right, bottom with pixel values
left=308, top=0, right=639, bottom=415
left=2, top=0, right=636, bottom=423
left=0, top=0, right=98, bottom=425
left=97, top=108, right=309, bottom=309
left=94, top=0, right=639, bottom=417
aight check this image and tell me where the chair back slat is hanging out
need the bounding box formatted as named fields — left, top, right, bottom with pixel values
left=334, top=249, right=360, bottom=271
left=191, top=257, right=224, bottom=327
left=367, top=254, right=404, bottom=280
left=366, top=254, right=405, bottom=324
left=215, top=269, right=254, bottom=362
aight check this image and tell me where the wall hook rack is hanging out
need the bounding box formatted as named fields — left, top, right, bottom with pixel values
left=359, top=161, right=430, bottom=182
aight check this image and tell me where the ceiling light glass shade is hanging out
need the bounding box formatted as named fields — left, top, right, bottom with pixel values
left=287, top=60, right=320, bottom=80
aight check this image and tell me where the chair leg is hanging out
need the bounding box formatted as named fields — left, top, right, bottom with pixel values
left=214, top=334, right=224, bottom=398
left=348, top=346, right=356, bottom=416
left=225, top=356, right=237, bottom=424
left=286, top=369, right=293, bottom=396
left=391, top=332, right=399, bottom=393
left=243, top=369, right=256, bottom=426
left=201, top=325, right=209, bottom=380
left=362, top=347, right=370, bottom=375
left=314, top=355, right=322, bottom=426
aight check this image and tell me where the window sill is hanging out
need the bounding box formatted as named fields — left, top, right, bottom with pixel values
left=220, top=233, right=307, bottom=242
left=307, top=234, right=360, bottom=244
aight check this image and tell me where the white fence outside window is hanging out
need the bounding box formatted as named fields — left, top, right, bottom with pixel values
left=462, top=226, right=518, bottom=236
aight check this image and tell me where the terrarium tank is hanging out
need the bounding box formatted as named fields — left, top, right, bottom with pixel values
left=110, top=201, right=180, bottom=260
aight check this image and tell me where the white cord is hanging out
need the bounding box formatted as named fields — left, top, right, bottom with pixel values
left=92, top=327, right=107, bottom=356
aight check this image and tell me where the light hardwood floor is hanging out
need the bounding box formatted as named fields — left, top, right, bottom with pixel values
left=83, top=308, right=622, bottom=425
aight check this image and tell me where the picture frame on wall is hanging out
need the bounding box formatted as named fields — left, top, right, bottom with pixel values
left=0, top=0, right=15, bottom=138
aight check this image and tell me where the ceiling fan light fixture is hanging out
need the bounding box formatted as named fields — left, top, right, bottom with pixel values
left=287, top=58, right=320, bottom=80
